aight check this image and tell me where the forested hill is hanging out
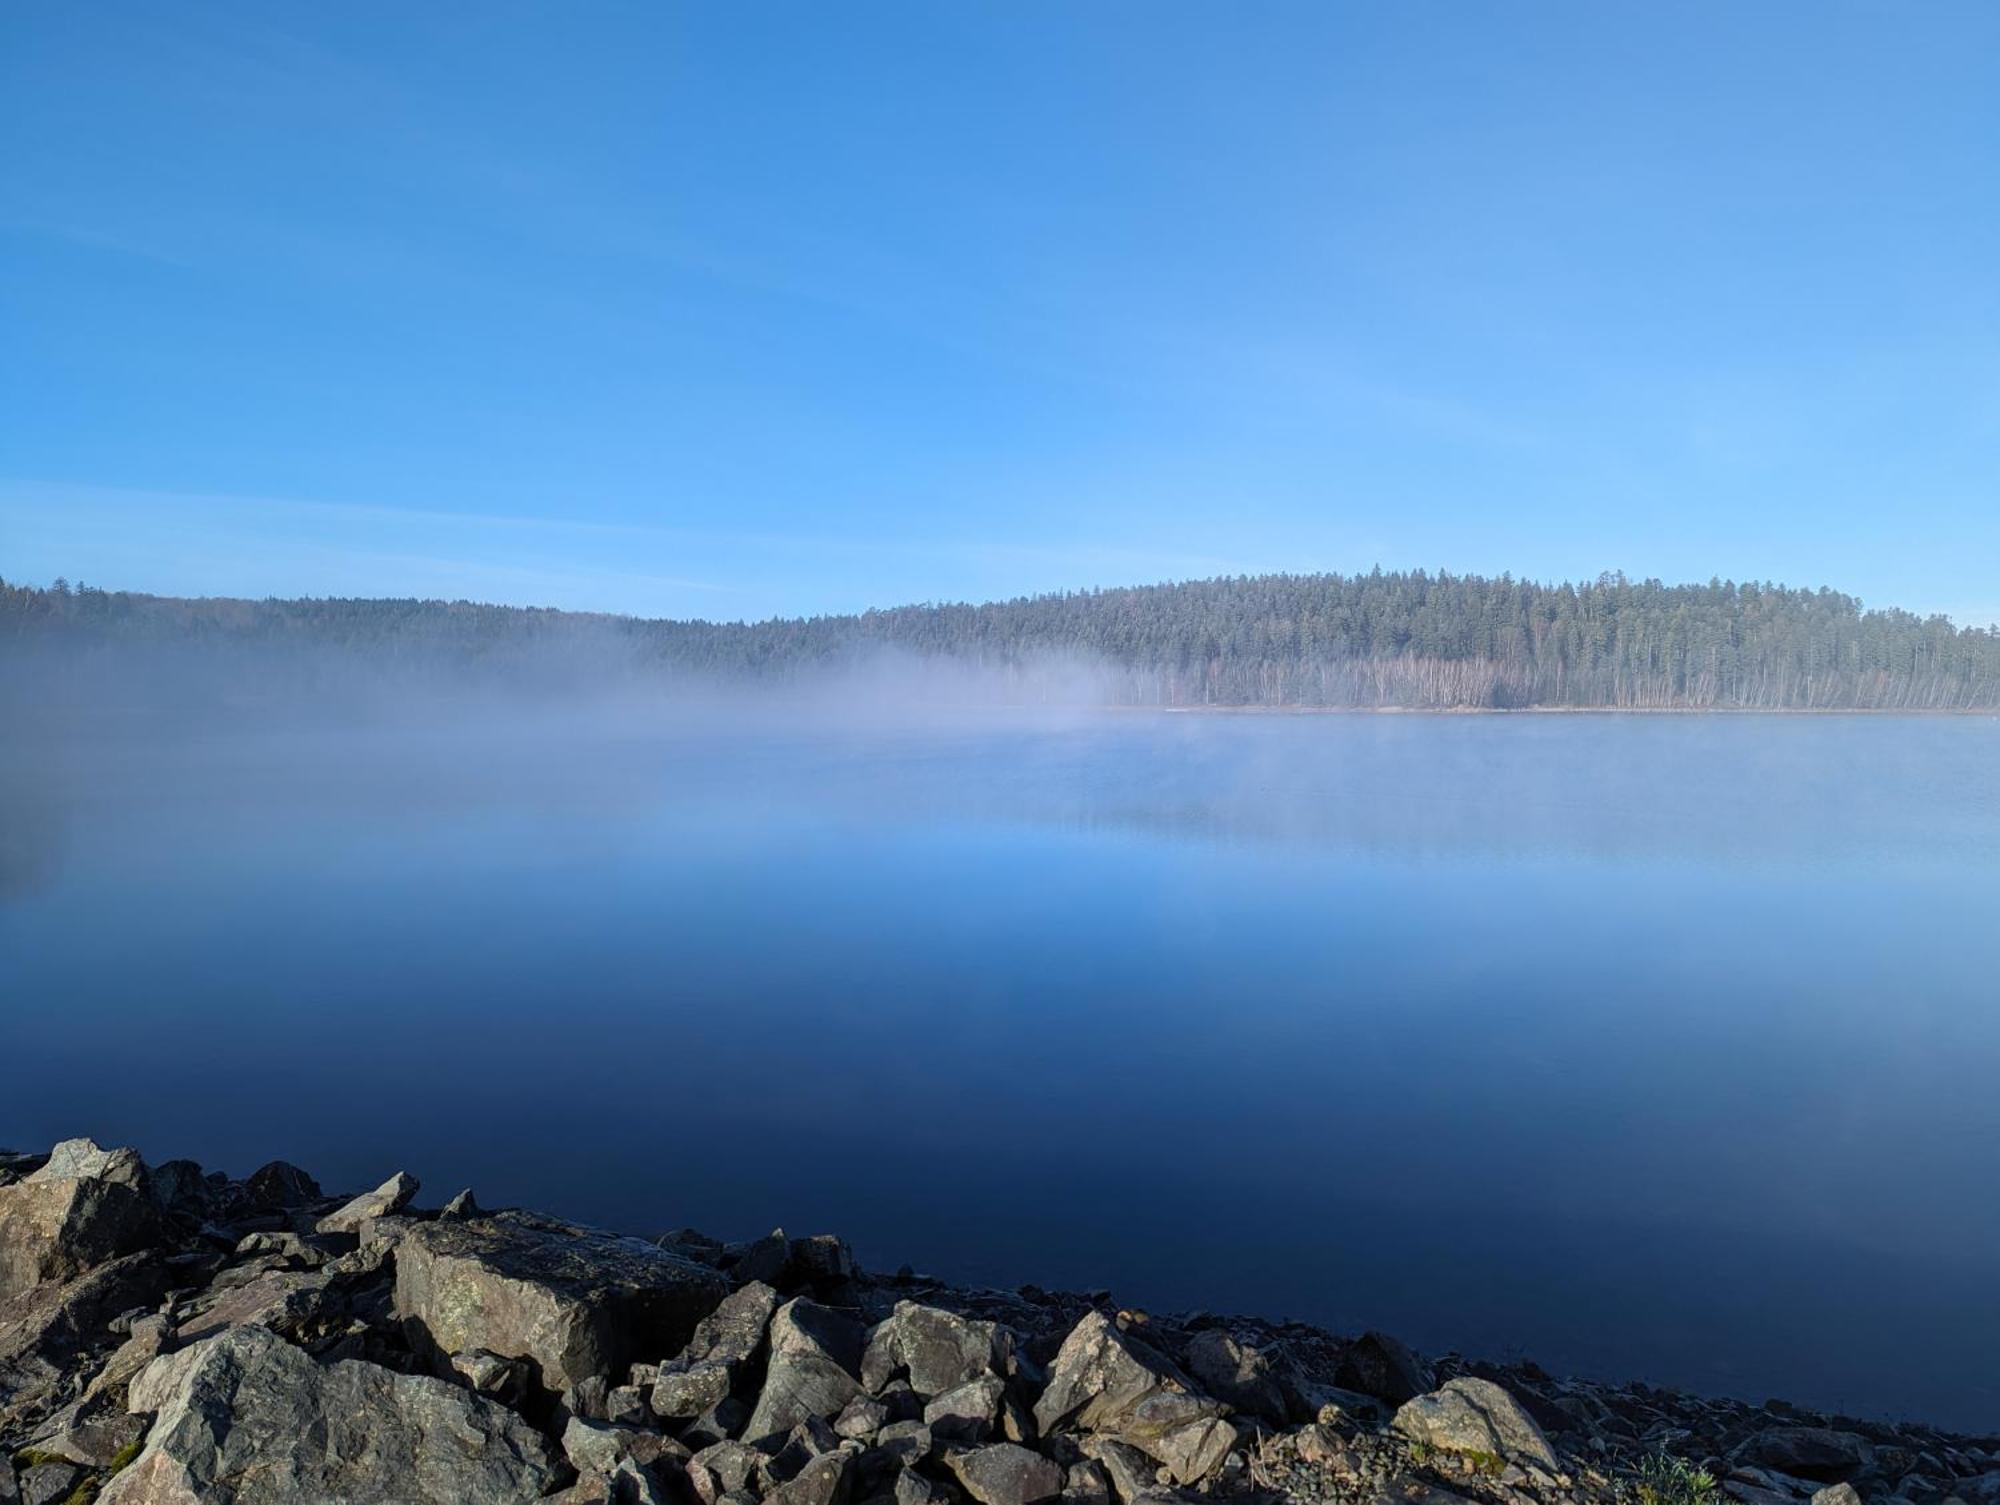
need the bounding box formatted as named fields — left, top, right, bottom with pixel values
left=6, top=569, right=2000, bottom=710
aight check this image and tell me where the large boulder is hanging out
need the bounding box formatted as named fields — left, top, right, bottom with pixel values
left=653, top=1280, right=779, bottom=1419
left=1032, top=1312, right=1237, bottom=1484
left=1391, top=1378, right=1559, bottom=1472
left=99, top=1324, right=558, bottom=1503
left=0, top=1140, right=160, bottom=1302
left=316, top=1172, right=420, bottom=1237
left=863, top=1302, right=1010, bottom=1397
left=393, top=1209, right=728, bottom=1397
left=744, top=1298, right=867, bottom=1442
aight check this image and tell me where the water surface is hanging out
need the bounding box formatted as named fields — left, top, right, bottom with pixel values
left=5, top=712, right=1998, bottom=1429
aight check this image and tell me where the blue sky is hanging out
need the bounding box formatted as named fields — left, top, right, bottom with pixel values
left=4, top=3, right=1998, bottom=624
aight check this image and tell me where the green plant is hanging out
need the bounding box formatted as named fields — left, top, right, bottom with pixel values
left=1635, top=1452, right=1718, bottom=1505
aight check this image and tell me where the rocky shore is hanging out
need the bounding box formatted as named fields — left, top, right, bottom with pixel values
left=1, top=1140, right=1993, bottom=1505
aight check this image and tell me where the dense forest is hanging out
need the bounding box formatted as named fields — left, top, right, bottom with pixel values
left=5, top=569, right=2000, bottom=710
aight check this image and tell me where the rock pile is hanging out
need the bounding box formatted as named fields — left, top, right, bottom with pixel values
left=1, top=1139, right=1994, bottom=1505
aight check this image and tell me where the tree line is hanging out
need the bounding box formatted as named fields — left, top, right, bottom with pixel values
left=6, top=569, right=1999, bottom=710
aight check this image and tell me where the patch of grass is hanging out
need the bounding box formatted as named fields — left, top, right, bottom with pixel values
left=1458, top=1448, right=1505, bottom=1477
left=1635, top=1452, right=1719, bottom=1505
left=14, top=1445, right=69, bottom=1468
left=107, top=1438, right=143, bottom=1472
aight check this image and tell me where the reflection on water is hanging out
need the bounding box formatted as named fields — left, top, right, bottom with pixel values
left=4, top=713, right=1999, bottom=1428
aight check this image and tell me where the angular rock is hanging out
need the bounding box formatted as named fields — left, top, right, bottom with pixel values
left=864, top=1302, right=1008, bottom=1397
left=34, top=1139, right=148, bottom=1190
left=148, top=1159, right=212, bottom=1218
left=18, top=1462, right=81, bottom=1505
left=767, top=1448, right=855, bottom=1505
left=1031, top=1311, right=1236, bottom=1484
left=0, top=1143, right=160, bottom=1302
left=243, top=1160, right=322, bottom=1210
left=744, top=1298, right=866, bottom=1442
left=1738, top=1427, right=1875, bottom=1483
left=0, top=1253, right=171, bottom=1437
left=1391, top=1378, right=1559, bottom=1472
left=1334, top=1330, right=1435, bottom=1405
left=1062, top=1459, right=1111, bottom=1505
left=440, top=1188, right=480, bottom=1220
left=653, top=1280, right=779, bottom=1418
left=451, top=1346, right=531, bottom=1405
left=835, top=1393, right=891, bottom=1440
left=316, top=1170, right=420, bottom=1236
left=173, top=1268, right=336, bottom=1346
left=925, top=1374, right=1005, bottom=1443
left=947, top=1443, right=1065, bottom=1505
left=393, top=1208, right=729, bottom=1398
left=563, top=1415, right=688, bottom=1479
left=874, top=1419, right=933, bottom=1466
left=1184, top=1329, right=1287, bottom=1424
left=1810, top=1486, right=1863, bottom=1505
left=99, top=1324, right=558, bottom=1503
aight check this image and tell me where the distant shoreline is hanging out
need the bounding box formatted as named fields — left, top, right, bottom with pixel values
left=1114, top=704, right=2000, bottom=716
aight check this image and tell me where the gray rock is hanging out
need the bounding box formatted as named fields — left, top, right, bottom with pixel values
left=925, top=1374, right=1005, bottom=1443
left=836, top=1394, right=891, bottom=1439
left=393, top=1208, right=729, bottom=1398
left=563, top=1415, right=688, bottom=1478
left=242, top=1160, right=322, bottom=1210
left=173, top=1267, right=336, bottom=1345
left=1062, top=1460, right=1112, bottom=1505
left=316, top=1171, right=420, bottom=1236
left=0, top=1252, right=172, bottom=1437
left=657, top=1360, right=735, bottom=1418
left=450, top=1346, right=532, bottom=1405
left=947, top=1443, right=1065, bottom=1505
left=1391, top=1378, right=1559, bottom=1473
left=18, top=1463, right=81, bottom=1505
left=745, top=1298, right=867, bottom=1443
left=440, top=1188, right=481, bottom=1220
left=1334, top=1330, right=1435, bottom=1405
left=607, top=1382, right=651, bottom=1425
left=148, top=1160, right=212, bottom=1217
left=653, top=1281, right=779, bottom=1418
left=25, top=1407, right=150, bottom=1467
left=1031, top=1311, right=1237, bottom=1484
left=1811, top=1486, right=1864, bottom=1505
left=0, top=1142, right=160, bottom=1302
left=1184, top=1329, right=1287, bottom=1424
left=99, top=1324, right=558, bottom=1503
left=1739, top=1428, right=1876, bottom=1483
left=767, top=1448, right=856, bottom=1505
left=864, top=1302, right=1009, bottom=1397
left=33, top=1139, right=148, bottom=1190
left=1953, top=1473, right=2000, bottom=1505
left=874, top=1419, right=933, bottom=1467
left=895, top=1468, right=944, bottom=1505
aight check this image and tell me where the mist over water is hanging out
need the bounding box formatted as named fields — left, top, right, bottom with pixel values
left=5, top=647, right=1999, bottom=1429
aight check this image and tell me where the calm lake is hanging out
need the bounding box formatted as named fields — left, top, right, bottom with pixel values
left=5, top=711, right=1999, bottom=1429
